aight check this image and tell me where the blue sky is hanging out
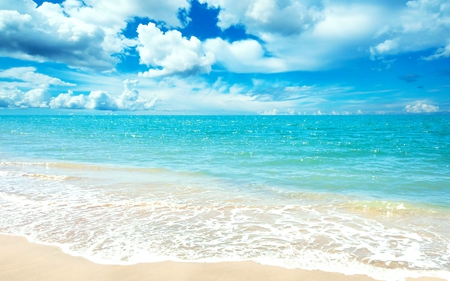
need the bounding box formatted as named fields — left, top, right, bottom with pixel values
left=0, top=0, right=449, bottom=115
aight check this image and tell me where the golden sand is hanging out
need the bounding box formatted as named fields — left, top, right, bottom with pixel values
left=0, top=234, right=443, bottom=281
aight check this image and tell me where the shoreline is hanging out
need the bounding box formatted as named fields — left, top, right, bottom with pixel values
left=0, top=234, right=445, bottom=281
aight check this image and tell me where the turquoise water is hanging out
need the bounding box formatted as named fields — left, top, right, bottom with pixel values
left=1, top=115, right=449, bottom=280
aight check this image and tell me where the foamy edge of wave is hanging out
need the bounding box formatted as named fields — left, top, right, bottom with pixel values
left=0, top=232, right=448, bottom=281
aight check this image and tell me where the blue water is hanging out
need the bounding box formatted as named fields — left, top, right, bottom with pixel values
left=1, top=115, right=449, bottom=280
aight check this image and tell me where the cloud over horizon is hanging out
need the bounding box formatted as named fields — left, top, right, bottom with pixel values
left=0, top=0, right=449, bottom=114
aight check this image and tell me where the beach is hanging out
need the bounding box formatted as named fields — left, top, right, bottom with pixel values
left=1, top=115, right=449, bottom=281
left=1, top=234, right=445, bottom=281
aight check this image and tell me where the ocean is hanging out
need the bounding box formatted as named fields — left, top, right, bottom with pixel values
left=0, top=115, right=449, bottom=280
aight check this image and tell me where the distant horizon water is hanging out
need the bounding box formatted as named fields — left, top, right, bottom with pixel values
left=1, top=115, right=449, bottom=281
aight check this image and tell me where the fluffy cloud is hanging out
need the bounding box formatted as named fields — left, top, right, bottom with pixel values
left=3, top=0, right=449, bottom=77
left=0, top=4, right=117, bottom=70
left=0, top=77, right=158, bottom=111
left=66, top=0, right=190, bottom=29
left=204, top=2, right=388, bottom=72
left=370, top=0, right=450, bottom=58
left=0, top=0, right=190, bottom=70
left=0, top=87, right=49, bottom=108
left=49, top=79, right=159, bottom=111
left=48, top=90, right=86, bottom=109
left=0, top=67, right=73, bottom=108
left=201, top=0, right=323, bottom=36
left=204, top=38, right=285, bottom=73
left=137, top=23, right=215, bottom=77
left=199, top=0, right=449, bottom=72
left=404, top=102, right=439, bottom=113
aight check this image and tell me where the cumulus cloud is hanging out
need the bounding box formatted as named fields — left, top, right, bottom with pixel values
left=0, top=4, right=117, bottom=70
left=370, top=39, right=399, bottom=57
left=0, top=78, right=158, bottom=111
left=0, top=67, right=73, bottom=108
left=204, top=2, right=388, bottom=72
left=201, top=0, right=324, bottom=36
left=0, top=86, right=50, bottom=108
left=370, top=0, right=450, bottom=58
left=64, top=0, right=190, bottom=29
left=137, top=23, right=215, bottom=77
left=200, top=0, right=450, bottom=72
left=204, top=38, right=285, bottom=72
left=49, top=79, right=159, bottom=111
left=404, top=102, right=439, bottom=113
left=0, top=0, right=190, bottom=70
left=49, top=90, right=86, bottom=109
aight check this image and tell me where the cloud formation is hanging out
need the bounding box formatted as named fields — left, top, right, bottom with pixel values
left=0, top=67, right=75, bottom=87
left=423, top=43, right=450, bottom=61
left=404, top=102, right=439, bottom=113
left=0, top=76, right=158, bottom=111
left=0, top=87, right=49, bottom=108
left=1, top=0, right=449, bottom=114
left=201, top=0, right=324, bottom=36
left=204, top=2, right=390, bottom=72
left=370, top=0, right=450, bottom=59
left=2, top=0, right=449, bottom=74
left=50, top=79, right=159, bottom=111
left=0, top=0, right=190, bottom=70
left=0, top=4, right=117, bottom=70
left=137, top=23, right=215, bottom=77
left=0, top=66, right=72, bottom=108
left=198, top=0, right=450, bottom=72
left=204, top=38, right=285, bottom=73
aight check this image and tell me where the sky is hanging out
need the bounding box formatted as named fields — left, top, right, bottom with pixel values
left=0, top=0, right=449, bottom=115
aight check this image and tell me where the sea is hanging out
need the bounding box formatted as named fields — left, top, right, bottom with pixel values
left=0, top=115, right=449, bottom=281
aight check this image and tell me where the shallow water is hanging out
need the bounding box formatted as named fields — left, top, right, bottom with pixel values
left=0, top=115, right=449, bottom=280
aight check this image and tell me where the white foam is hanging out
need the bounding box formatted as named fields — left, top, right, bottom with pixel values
left=1, top=164, right=449, bottom=281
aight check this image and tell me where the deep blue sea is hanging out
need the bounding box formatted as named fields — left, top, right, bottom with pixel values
left=1, top=115, right=449, bottom=280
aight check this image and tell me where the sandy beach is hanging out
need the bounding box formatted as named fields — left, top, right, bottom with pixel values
left=0, top=234, right=444, bottom=281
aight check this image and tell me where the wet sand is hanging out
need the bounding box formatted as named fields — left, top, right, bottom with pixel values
left=0, top=234, right=444, bottom=281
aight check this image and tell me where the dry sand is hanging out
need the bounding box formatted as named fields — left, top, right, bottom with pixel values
left=0, top=234, right=444, bottom=281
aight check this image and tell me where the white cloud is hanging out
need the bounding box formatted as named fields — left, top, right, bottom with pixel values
left=49, top=90, right=86, bottom=109
left=201, top=0, right=323, bottom=36
left=203, top=2, right=388, bottom=72
left=116, top=79, right=160, bottom=110
left=66, top=0, right=190, bottom=29
left=137, top=23, right=215, bottom=77
left=0, top=78, right=158, bottom=111
left=0, top=86, right=49, bottom=108
left=0, top=67, right=73, bottom=109
left=0, top=3, right=117, bottom=70
left=49, top=79, right=159, bottom=111
left=0, top=0, right=190, bottom=70
left=422, top=43, right=450, bottom=60
left=0, top=67, right=75, bottom=87
left=370, top=0, right=450, bottom=58
left=261, top=109, right=278, bottom=115
left=285, top=85, right=314, bottom=92
left=201, top=0, right=449, bottom=72
left=404, top=102, right=439, bottom=113
left=84, top=91, right=118, bottom=111
left=370, top=40, right=399, bottom=57
left=204, top=38, right=285, bottom=72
